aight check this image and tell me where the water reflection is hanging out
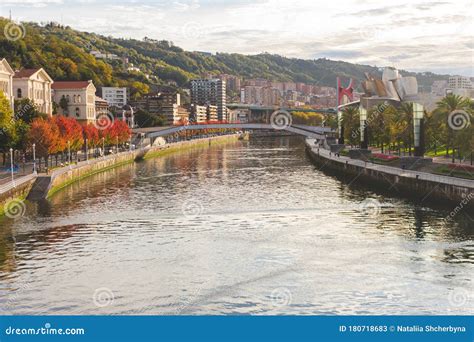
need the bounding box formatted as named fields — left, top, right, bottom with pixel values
left=0, top=136, right=472, bottom=315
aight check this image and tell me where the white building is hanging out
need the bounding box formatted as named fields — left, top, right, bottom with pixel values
left=448, top=76, right=472, bottom=90
left=102, top=87, right=128, bottom=108
left=446, top=76, right=473, bottom=98
left=0, top=58, right=14, bottom=109
left=52, top=81, right=97, bottom=124
left=13, top=68, right=54, bottom=115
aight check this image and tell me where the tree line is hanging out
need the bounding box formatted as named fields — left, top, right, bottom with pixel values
left=0, top=92, right=131, bottom=171
left=340, top=94, right=473, bottom=159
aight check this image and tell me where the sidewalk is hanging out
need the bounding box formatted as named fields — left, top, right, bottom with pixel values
left=308, top=140, right=474, bottom=189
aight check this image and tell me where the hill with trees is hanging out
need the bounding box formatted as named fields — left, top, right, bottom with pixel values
left=0, top=17, right=450, bottom=99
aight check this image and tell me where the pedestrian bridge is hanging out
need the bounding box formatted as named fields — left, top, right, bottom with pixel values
left=133, top=124, right=335, bottom=140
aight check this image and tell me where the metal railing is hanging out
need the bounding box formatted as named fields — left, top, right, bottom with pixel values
left=0, top=173, right=37, bottom=195
left=308, top=140, right=474, bottom=189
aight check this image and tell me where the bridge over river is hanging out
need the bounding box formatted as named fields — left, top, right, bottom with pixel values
left=133, top=124, right=335, bottom=142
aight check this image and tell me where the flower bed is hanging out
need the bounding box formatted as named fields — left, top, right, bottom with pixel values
left=370, top=153, right=400, bottom=162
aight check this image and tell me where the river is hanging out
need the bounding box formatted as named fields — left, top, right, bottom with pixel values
left=0, top=136, right=472, bottom=315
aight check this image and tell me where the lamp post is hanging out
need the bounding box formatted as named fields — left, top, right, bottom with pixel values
left=337, top=110, right=344, bottom=144
left=359, top=105, right=368, bottom=149
left=68, top=140, right=71, bottom=166
left=102, top=137, right=105, bottom=158
left=32, top=143, right=36, bottom=174
left=413, top=102, right=424, bottom=157
left=85, top=138, right=88, bottom=161
left=9, top=148, right=14, bottom=186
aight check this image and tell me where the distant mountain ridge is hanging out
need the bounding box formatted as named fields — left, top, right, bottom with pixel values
left=0, top=18, right=450, bottom=98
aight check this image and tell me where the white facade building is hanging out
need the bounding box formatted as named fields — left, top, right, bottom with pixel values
left=448, top=76, right=472, bottom=90
left=52, top=81, right=97, bottom=124
left=102, top=87, right=128, bottom=108
left=0, top=58, right=14, bottom=109
left=13, top=68, right=54, bottom=115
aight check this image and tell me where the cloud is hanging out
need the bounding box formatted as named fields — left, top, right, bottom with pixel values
left=1, top=0, right=472, bottom=76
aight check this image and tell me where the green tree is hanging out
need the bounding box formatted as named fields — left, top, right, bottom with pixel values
left=135, top=109, right=166, bottom=127
left=341, top=106, right=359, bottom=147
left=14, top=98, right=47, bottom=123
left=434, top=94, right=472, bottom=157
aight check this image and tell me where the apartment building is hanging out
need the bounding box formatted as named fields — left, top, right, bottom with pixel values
left=132, top=92, right=189, bottom=125
left=101, top=87, right=128, bottom=108
left=190, top=79, right=227, bottom=121
left=95, top=96, right=109, bottom=117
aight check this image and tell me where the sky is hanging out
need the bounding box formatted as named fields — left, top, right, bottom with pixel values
left=1, top=0, right=473, bottom=76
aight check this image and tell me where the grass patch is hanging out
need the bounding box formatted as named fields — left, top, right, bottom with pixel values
left=47, top=158, right=135, bottom=198
left=434, top=165, right=474, bottom=180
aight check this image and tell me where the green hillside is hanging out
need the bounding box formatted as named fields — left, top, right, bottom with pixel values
left=0, top=18, right=449, bottom=99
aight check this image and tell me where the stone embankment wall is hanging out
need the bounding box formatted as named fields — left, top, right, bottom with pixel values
left=47, top=134, right=240, bottom=198
left=306, top=140, right=474, bottom=209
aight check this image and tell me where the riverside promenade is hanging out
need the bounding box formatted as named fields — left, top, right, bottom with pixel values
left=0, top=134, right=240, bottom=215
left=305, top=139, right=474, bottom=208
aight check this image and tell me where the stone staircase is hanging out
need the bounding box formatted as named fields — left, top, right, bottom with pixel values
left=26, top=175, right=52, bottom=201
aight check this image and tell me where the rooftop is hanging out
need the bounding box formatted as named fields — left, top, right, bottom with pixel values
left=52, top=81, right=91, bottom=90
left=14, top=68, right=41, bottom=78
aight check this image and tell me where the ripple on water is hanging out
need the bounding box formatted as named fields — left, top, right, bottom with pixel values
left=0, top=137, right=472, bottom=315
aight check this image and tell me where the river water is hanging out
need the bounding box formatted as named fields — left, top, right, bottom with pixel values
left=0, top=136, right=472, bottom=315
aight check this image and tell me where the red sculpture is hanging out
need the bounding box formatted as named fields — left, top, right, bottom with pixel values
left=337, top=77, right=354, bottom=107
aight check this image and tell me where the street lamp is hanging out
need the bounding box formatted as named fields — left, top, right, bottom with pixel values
left=413, top=102, right=424, bottom=157
left=9, top=148, right=15, bottom=186
left=32, top=143, right=36, bottom=174
left=68, top=140, right=71, bottom=166
left=85, top=138, right=88, bottom=161
left=337, top=110, right=344, bottom=144
left=359, top=105, right=368, bottom=149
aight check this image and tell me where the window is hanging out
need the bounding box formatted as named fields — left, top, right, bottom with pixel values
left=77, top=95, right=82, bottom=103
left=17, top=88, right=22, bottom=98
left=75, top=107, right=80, bottom=117
left=73, top=95, right=77, bottom=103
